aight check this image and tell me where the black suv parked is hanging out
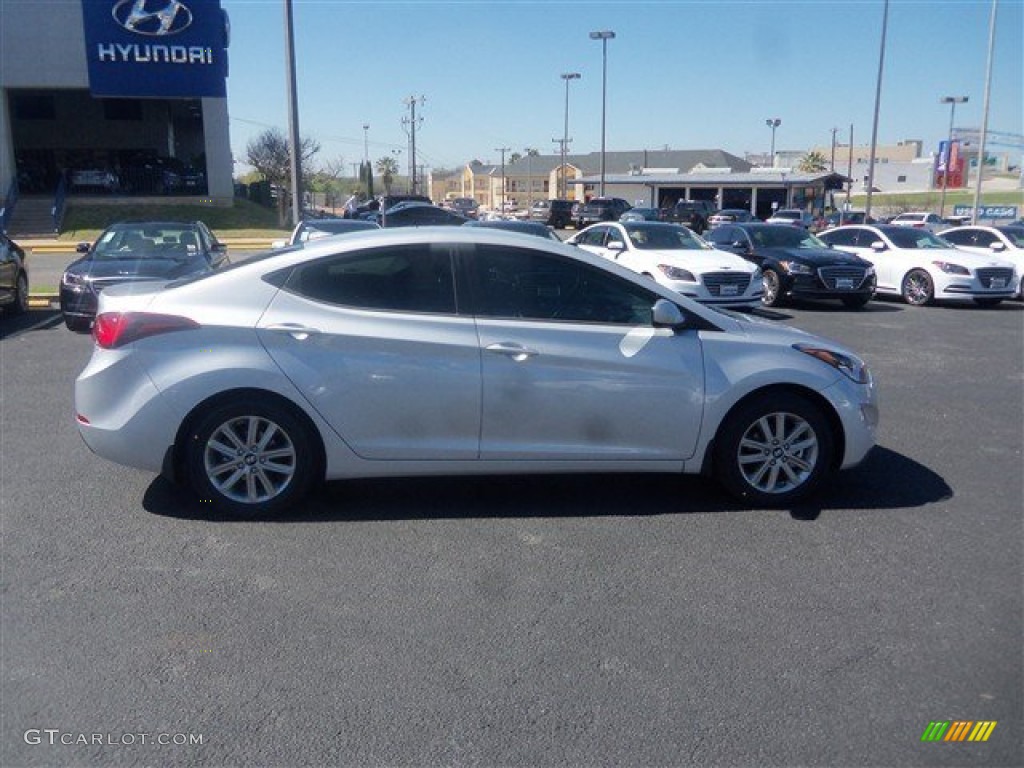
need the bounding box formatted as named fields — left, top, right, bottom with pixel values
left=662, top=199, right=716, bottom=234
left=575, top=197, right=632, bottom=229
left=530, top=199, right=576, bottom=228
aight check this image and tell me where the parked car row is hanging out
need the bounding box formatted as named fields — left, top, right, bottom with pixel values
left=44, top=211, right=1022, bottom=337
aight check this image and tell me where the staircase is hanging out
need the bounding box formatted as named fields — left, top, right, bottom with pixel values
left=4, top=195, right=58, bottom=239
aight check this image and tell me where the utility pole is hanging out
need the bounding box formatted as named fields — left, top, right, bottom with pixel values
left=552, top=137, right=571, bottom=198
left=495, top=147, right=510, bottom=212
left=524, top=148, right=536, bottom=209
left=401, top=95, right=425, bottom=194
left=830, top=127, right=839, bottom=172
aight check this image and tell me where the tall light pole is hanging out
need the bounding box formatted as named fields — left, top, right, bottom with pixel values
left=830, top=127, right=839, bottom=172
left=283, top=0, right=302, bottom=226
left=559, top=72, right=580, bottom=199
left=590, top=30, right=615, bottom=197
left=971, top=0, right=998, bottom=225
left=765, top=118, right=781, bottom=167
left=865, top=0, right=889, bottom=220
left=938, top=96, right=968, bottom=218
left=362, top=124, right=369, bottom=164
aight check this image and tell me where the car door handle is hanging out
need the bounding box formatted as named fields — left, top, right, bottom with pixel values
left=265, top=323, right=321, bottom=341
left=485, top=342, right=538, bottom=362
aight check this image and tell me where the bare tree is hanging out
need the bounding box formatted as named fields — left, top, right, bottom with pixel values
left=245, top=127, right=321, bottom=225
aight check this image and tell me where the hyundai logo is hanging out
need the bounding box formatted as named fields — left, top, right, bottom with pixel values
left=112, top=0, right=193, bottom=36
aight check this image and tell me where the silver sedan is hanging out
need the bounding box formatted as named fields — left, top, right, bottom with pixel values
left=75, top=227, right=878, bottom=517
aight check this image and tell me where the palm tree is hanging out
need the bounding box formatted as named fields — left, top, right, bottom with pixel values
left=376, top=156, right=399, bottom=195
left=798, top=151, right=829, bottom=173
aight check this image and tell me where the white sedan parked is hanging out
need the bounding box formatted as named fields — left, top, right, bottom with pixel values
left=818, top=225, right=1017, bottom=306
left=75, top=227, right=876, bottom=517
left=567, top=221, right=763, bottom=308
left=938, top=224, right=1024, bottom=298
left=889, top=211, right=945, bottom=233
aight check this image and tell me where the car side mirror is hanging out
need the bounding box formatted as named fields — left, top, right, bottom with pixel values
left=870, top=241, right=887, bottom=252
left=730, top=240, right=747, bottom=250
left=76, top=242, right=90, bottom=253
left=652, top=298, right=687, bottom=329
left=607, top=240, right=625, bottom=252
left=990, top=242, right=1006, bottom=252
left=271, top=239, right=287, bottom=249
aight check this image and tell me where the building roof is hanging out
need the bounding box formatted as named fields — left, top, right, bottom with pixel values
left=504, top=149, right=752, bottom=176
left=569, top=170, right=851, bottom=187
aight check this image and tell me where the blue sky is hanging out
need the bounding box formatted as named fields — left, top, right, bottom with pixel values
left=222, top=0, right=1024, bottom=174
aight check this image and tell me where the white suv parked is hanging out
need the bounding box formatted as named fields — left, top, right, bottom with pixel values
left=889, top=212, right=945, bottom=233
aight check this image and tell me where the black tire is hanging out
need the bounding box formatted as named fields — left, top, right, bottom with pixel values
left=841, top=295, right=871, bottom=309
left=185, top=397, right=319, bottom=518
left=713, top=392, right=835, bottom=506
left=64, top=315, right=91, bottom=332
left=761, top=268, right=783, bottom=307
left=901, top=269, right=934, bottom=306
left=9, top=273, right=28, bottom=315
left=973, top=297, right=1003, bottom=308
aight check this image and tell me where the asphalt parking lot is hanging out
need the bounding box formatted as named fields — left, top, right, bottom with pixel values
left=2, top=298, right=1021, bottom=767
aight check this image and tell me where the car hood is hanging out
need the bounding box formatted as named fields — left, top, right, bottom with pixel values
left=886, top=247, right=1016, bottom=270
left=68, top=256, right=211, bottom=281
left=634, top=247, right=757, bottom=273
left=759, top=247, right=868, bottom=266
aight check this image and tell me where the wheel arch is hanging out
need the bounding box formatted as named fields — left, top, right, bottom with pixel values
left=164, top=387, right=327, bottom=486
left=699, top=383, right=845, bottom=476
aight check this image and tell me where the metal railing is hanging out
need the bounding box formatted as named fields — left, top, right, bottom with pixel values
left=0, top=177, right=18, bottom=234
left=51, top=175, right=67, bottom=234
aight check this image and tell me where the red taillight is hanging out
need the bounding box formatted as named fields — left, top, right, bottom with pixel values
left=92, top=312, right=200, bottom=349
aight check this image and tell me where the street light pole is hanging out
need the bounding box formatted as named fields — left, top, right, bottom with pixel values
left=939, top=96, right=968, bottom=218
left=362, top=124, right=369, bottom=164
left=590, top=30, right=615, bottom=197
left=559, top=72, right=580, bottom=199
left=864, top=0, right=889, bottom=220
left=495, top=147, right=510, bottom=212
left=283, top=0, right=302, bottom=226
left=765, top=118, right=781, bottom=167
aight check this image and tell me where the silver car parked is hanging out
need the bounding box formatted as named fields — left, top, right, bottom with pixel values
left=75, top=228, right=878, bottom=517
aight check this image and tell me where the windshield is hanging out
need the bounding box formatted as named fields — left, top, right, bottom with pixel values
left=624, top=223, right=709, bottom=251
left=748, top=226, right=827, bottom=249
left=92, top=225, right=202, bottom=260
left=999, top=227, right=1024, bottom=247
left=884, top=228, right=950, bottom=249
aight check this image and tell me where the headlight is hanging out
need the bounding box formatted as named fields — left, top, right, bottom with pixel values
left=931, top=261, right=970, bottom=275
left=658, top=264, right=696, bottom=282
left=61, top=272, right=85, bottom=287
left=794, top=344, right=871, bottom=384
left=779, top=260, right=813, bottom=275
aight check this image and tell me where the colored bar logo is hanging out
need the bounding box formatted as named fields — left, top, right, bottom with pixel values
left=921, top=721, right=997, bottom=742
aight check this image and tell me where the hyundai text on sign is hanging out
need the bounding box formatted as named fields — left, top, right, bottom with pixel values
left=81, top=0, right=229, bottom=98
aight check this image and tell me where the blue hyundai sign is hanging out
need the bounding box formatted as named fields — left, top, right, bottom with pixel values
left=81, top=0, right=229, bottom=98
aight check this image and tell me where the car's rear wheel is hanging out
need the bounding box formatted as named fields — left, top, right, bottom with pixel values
left=901, top=269, right=934, bottom=306
left=64, top=315, right=91, bottom=332
left=761, top=269, right=783, bottom=307
left=841, top=295, right=871, bottom=309
left=713, top=392, right=835, bottom=506
left=973, top=297, right=1003, bottom=308
left=186, top=397, right=318, bottom=518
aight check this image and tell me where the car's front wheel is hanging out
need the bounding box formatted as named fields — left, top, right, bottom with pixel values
left=713, top=392, right=835, bottom=506
left=901, top=269, right=934, bottom=306
left=185, top=397, right=319, bottom=518
left=9, top=273, right=28, bottom=315
left=761, top=268, right=783, bottom=307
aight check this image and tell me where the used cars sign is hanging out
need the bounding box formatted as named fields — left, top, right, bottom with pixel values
left=81, top=0, right=229, bottom=98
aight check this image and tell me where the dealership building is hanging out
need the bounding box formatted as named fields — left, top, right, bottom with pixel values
left=0, top=0, right=233, bottom=232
